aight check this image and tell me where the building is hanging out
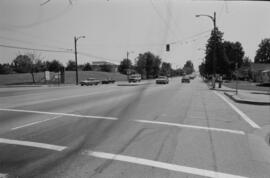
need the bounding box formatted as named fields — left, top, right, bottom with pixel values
left=91, top=61, right=118, bottom=72
left=237, top=63, right=270, bottom=82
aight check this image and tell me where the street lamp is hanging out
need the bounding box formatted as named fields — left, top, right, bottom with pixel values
left=74, top=35, right=85, bottom=85
left=196, top=12, right=217, bottom=89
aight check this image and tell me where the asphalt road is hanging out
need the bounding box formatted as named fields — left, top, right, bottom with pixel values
left=0, top=78, right=270, bottom=178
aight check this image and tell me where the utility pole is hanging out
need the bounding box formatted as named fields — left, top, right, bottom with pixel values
left=74, top=37, right=78, bottom=85
left=196, top=11, right=217, bottom=89
left=74, top=36, right=85, bottom=85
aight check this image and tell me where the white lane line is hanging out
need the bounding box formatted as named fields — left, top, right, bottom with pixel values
left=83, top=150, right=248, bottom=178
left=11, top=115, right=62, bottom=130
left=0, top=138, right=66, bottom=151
left=135, top=119, right=245, bottom=135
left=0, top=173, right=8, bottom=178
left=214, top=91, right=261, bottom=129
left=0, top=108, right=118, bottom=121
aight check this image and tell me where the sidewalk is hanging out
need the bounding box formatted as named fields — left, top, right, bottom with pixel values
left=215, top=84, right=270, bottom=105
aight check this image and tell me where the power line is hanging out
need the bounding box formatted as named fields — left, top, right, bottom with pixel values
left=0, top=44, right=72, bottom=54
left=0, top=36, right=72, bottom=51
left=0, top=43, right=119, bottom=63
left=170, top=29, right=211, bottom=45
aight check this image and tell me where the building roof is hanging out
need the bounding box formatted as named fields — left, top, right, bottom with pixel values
left=92, top=61, right=117, bottom=66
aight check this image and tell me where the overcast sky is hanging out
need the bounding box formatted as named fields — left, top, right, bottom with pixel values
left=0, top=0, right=270, bottom=69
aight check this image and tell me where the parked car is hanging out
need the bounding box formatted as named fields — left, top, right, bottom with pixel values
left=80, top=78, right=100, bottom=86
left=156, top=76, right=169, bottom=84
left=128, top=74, right=141, bottom=83
left=181, top=76, right=190, bottom=83
left=101, top=78, right=116, bottom=84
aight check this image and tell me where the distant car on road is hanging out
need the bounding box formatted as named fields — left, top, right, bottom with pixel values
left=156, top=76, right=169, bottom=84
left=128, top=74, right=141, bottom=83
left=80, top=78, right=100, bottom=86
left=101, top=78, right=116, bottom=84
left=181, top=76, right=190, bottom=83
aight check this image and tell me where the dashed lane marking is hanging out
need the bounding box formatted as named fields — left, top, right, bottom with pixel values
left=0, top=108, right=118, bottom=121
left=214, top=91, right=261, bottom=129
left=0, top=138, right=67, bottom=151
left=83, top=150, right=248, bottom=178
left=11, top=115, right=62, bottom=130
left=135, top=119, right=245, bottom=135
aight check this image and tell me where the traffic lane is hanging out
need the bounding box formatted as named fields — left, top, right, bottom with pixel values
left=0, top=81, right=184, bottom=177
left=0, top=85, right=79, bottom=97
left=0, top=82, right=173, bottom=174
left=1, top=79, right=258, bottom=178
left=0, top=84, right=119, bottom=108
left=152, top=78, right=254, bottom=133
left=14, top=79, right=254, bottom=177
left=0, top=81, right=175, bottom=137
left=70, top=79, right=258, bottom=178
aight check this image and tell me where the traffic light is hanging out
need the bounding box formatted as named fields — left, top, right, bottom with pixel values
left=166, top=44, right=170, bottom=51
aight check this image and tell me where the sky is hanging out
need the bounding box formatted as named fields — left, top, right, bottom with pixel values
left=0, top=0, right=270, bottom=70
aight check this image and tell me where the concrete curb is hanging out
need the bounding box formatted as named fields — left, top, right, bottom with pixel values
left=224, top=92, right=270, bottom=105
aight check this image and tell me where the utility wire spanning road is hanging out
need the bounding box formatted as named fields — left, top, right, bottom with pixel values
left=0, top=78, right=270, bottom=178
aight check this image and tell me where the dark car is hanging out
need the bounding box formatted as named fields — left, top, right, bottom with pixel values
left=80, top=78, right=100, bottom=86
left=101, top=78, right=116, bottom=84
left=181, top=76, right=190, bottom=83
left=156, top=76, right=169, bottom=84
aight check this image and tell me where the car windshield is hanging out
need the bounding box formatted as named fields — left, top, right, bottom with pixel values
left=1, top=1, right=270, bottom=178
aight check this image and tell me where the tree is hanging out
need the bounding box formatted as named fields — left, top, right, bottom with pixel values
left=118, top=58, right=132, bottom=75
left=199, top=62, right=206, bottom=78
left=242, top=56, right=252, bottom=67
left=254, top=38, right=270, bottom=63
left=46, top=60, right=63, bottom=72
left=136, top=52, right=161, bottom=79
left=13, top=55, right=32, bottom=73
left=66, top=60, right=76, bottom=71
left=223, top=41, right=245, bottom=76
left=0, top=63, right=13, bottom=74
left=160, top=62, right=172, bottom=76
left=82, top=63, right=92, bottom=71
left=205, top=28, right=229, bottom=75
left=183, top=60, right=194, bottom=75
left=13, top=53, right=45, bottom=83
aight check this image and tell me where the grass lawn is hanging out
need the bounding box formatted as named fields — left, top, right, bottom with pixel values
left=0, top=71, right=127, bottom=85
left=223, top=81, right=270, bottom=92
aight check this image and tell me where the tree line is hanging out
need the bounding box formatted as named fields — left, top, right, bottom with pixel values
left=1, top=51, right=195, bottom=83
left=0, top=55, right=114, bottom=75
left=199, top=27, right=270, bottom=78
left=118, top=51, right=194, bottom=79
